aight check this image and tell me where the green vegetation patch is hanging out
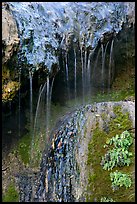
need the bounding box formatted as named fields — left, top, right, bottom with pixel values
left=86, top=105, right=135, bottom=202
left=110, top=170, right=132, bottom=191
left=2, top=182, right=19, bottom=202
left=16, top=133, right=32, bottom=165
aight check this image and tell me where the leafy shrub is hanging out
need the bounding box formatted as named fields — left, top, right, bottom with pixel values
left=101, top=130, right=133, bottom=170
left=106, top=130, right=133, bottom=150
left=100, top=148, right=132, bottom=170
left=110, top=170, right=132, bottom=191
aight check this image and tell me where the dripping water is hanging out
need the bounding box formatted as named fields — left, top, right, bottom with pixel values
left=108, top=39, right=114, bottom=92
left=29, top=71, right=34, bottom=162
left=18, top=68, right=21, bottom=138
left=65, top=53, right=70, bottom=101
left=46, top=76, right=50, bottom=142
left=80, top=46, right=85, bottom=103
left=101, top=44, right=104, bottom=93
left=84, top=49, right=87, bottom=94
left=46, top=76, right=55, bottom=143
left=33, top=82, right=47, bottom=137
left=101, top=41, right=109, bottom=93
left=29, top=71, right=33, bottom=130
left=49, top=77, right=55, bottom=112
left=87, top=50, right=93, bottom=96
left=74, top=49, right=77, bottom=101
left=92, top=47, right=101, bottom=81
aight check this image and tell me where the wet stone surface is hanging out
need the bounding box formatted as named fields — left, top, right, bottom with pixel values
left=13, top=101, right=135, bottom=202
left=16, top=105, right=88, bottom=202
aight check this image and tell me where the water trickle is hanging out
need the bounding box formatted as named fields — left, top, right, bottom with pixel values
left=4, top=2, right=135, bottom=202
left=101, top=44, right=104, bottom=93
left=65, top=53, right=70, bottom=101
left=33, top=82, right=47, bottom=137
left=108, top=39, right=114, bottom=92
left=87, top=50, right=93, bottom=96
left=80, top=46, right=85, bottom=103
left=29, top=71, right=34, bottom=162
left=46, top=76, right=50, bottom=142
left=18, top=68, right=21, bottom=138
left=101, top=41, right=109, bottom=93
left=92, top=47, right=101, bottom=81
left=29, top=71, right=33, bottom=131
left=74, top=49, right=77, bottom=101
left=84, top=49, right=87, bottom=92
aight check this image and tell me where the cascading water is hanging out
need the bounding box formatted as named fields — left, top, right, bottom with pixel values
left=101, top=41, right=109, bottom=93
left=92, top=47, right=101, bottom=81
left=74, top=49, right=77, bottom=101
left=80, top=46, right=85, bottom=103
left=101, top=44, right=104, bottom=93
left=3, top=2, right=135, bottom=202
left=65, top=53, right=70, bottom=101
left=108, top=39, right=114, bottom=92
left=18, top=68, right=21, bottom=138
left=46, top=76, right=50, bottom=142
left=29, top=71, right=34, bottom=162
left=84, top=49, right=87, bottom=96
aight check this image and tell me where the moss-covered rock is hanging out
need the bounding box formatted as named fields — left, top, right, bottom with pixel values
left=86, top=104, right=135, bottom=202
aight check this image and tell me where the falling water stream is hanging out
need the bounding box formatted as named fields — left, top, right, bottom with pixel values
left=80, top=46, right=85, bottom=103
left=101, top=41, right=109, bottom=93
left=2, top=2, right=135, bottom=202
left=18, top=68, right=21, bottom=138
left=65, top=53, right=70, bottom=101
left=74, top=49, right=77, bottom=101
left=29, top=71, right=34, bottom=162
left=108, top=39, right=114, bottom=92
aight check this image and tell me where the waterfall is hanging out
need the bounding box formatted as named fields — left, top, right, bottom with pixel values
left=18, top=68, right=21, bottom=138
left=101, top=41, right=109, bottom=93
left=65, top=53, right=70, bottom=101
left=87, top=50, right=93, bottom=96
left=74, top=49, right=77, bottom=100
left=29, top=71, right=34, bottom=162
left=80, top=46, right=85, bottom=103
left=49, top=77, right=55, bottom=108
left=29, top=71, right=33, bottom=131
left=92, top=47, right=101, bottom=81
left=101, top=44, right=104, bottom=93
left=46, top=76, right=50, bottom=142
left=33, top=82, right=47, bottom=136
left=108, top=39, right=114, bottom=92
left=84, top=49, right=87, bottom=94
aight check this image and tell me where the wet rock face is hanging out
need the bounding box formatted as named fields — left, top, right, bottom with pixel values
left=16, top=101, right=135, bottom=202
left=2, top=3, right=20, bottom=64
left=6, top=2, right=135, bottom=74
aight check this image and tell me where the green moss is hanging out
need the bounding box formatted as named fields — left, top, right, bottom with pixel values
left=91, top=64, right=135, bottom=104
left=16, top=133, right=31, bottom=165
left=2, top=182, right=19, bottom=202
left=86, top=104, right=135, bottom=202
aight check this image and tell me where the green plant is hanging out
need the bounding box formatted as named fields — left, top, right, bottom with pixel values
left=101, top=131, right=133, bottom=170
left=106, top=130, right=133, bottom=150
left=100, top=197, right=115, bottom=202
left=101, top=147, right=132, bottom=170
left=110, top=170, right=132, bottom=191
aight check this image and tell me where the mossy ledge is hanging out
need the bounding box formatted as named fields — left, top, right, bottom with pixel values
left=86, top=105, right=135, bottom=202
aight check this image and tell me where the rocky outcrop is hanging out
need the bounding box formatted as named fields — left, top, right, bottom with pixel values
left=2, top=3, right=19, bottom=64
left=75, top=101, right=135, bottom=201
left=5, top=101, right=134, bottom=202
